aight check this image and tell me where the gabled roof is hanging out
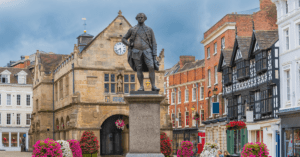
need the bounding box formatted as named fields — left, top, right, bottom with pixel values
left=165, top=59, right=205, bottom=76
left=81, top=12, right=132, bottom=53
left=217, top=49, right=233, bottom=72
left=230, top=36, right=251, bottom=66
left=0, top=67, right=33, bottom=84
left=249, top=30, right=278, bottom=57
left=39, top=53, right=68, bottom=73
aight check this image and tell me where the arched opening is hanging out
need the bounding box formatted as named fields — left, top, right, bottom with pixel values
left=55, top=118, right=60, bottom=140
left=66, top=116, right=70, bottom=128
left=60, top=117, right=66, bottom=140
left=100, top=114, right=129, bottom=156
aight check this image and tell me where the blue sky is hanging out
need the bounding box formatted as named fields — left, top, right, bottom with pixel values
left=0, top=0, right=260, bottom=69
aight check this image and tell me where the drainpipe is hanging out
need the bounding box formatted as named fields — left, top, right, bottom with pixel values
left=52, top=78, right=55, bottom=140
left=72, top=63, right=75, bottom=94
left=174, top=88, right=177, bottom=129
left=196, top=83, right=199, bottom=143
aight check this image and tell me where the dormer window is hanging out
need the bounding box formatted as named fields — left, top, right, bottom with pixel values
left=255, top=51, right=267, bottom=74
left=0, top=70, right=11, bottom=84
left=16, top=70, right=28, bottom=84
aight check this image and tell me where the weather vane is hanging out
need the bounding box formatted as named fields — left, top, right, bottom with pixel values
left=82, top=18, right=86, bottom=33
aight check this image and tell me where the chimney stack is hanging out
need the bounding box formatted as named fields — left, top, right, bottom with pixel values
left=179, top=56, right=195, bottom=68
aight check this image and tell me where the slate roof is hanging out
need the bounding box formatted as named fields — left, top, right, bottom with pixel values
left=165, top=59, right=205, bottom=76
left=254, top=30, right=278, bottom=50
left=222, top=49, right=233, bottom=66
left=236, top=36, right=252, bottom=60
left=0, top=67, right=33, bottom=84
left=39, top=53, right=68, bottom=73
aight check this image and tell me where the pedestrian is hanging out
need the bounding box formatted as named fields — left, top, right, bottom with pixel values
left=224, top=150, right=230, bottom=157
left=216, top=150, right=224, bottom=157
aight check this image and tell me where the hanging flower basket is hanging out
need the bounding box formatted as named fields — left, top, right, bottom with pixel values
left=193, top=112, right=200, bottom=121
left=226, top=121, right=246, bottom=130
left=115, top=119, right=125, bottom=130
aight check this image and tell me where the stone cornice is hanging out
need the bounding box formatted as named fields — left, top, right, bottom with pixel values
left=0, top=83, right=32, bottom=87
left=165, top=65, right=205, bottom=77
left=277, top=8, right=300, bottom=25
left=201, top=22, right=236, bottom=46
left=124, top=94, right=166, bottom=104
left=166, top=79, right=205, bottom=89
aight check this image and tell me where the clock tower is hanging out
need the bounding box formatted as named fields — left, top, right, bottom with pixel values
left=76, top=31, right=94, bottom=52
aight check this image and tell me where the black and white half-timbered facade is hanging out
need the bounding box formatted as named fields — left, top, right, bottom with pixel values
left=218, top=30, right=280, bottom=156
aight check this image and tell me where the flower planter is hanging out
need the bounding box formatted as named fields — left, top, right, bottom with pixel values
left=226, top=121, right=246, bottom=130
left=82, top=153, right=97, bottom=157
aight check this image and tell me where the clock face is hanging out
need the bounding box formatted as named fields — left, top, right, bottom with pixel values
left=114, top=42, right=126, bottom=55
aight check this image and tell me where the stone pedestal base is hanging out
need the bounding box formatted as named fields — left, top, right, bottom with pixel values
left=124, top=94, right=165, bottom=156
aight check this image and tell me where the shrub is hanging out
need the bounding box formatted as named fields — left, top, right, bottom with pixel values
left=160, top=132, right=172, bottom=156
left=32, top=138, right=63, bottom=157
left=57, top=140, right=73, bottom=157
left=68, top=139, right=82, bottom=157
left=177, top=141, right=194, bottom=157
left=241, top=142, right=269, bottom=157
left=80, top=131, right=100, bottom=154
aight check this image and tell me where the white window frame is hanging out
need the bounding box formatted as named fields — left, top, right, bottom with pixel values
left=178, top=112, right=182, bottom=127
left=26, top=95, right=31, bottom=106
left=286, top=0, right=288, bottom=14
left=17, top=95, right=21, bottom=106
left=7, top=94, right=11, bottom=106
left=200, top=87, right=204, bottom=100
left=178, top=90, right=181, bottom=103
left=208, top=70, right=211, bottom=87
left=286, top=70, right=291, bottom=103
left=0, top=75, right=9, bottom=83
left=285, top=28, right=289, bottom=51
left=16, top=113, right=21, bottom=125
left=221, top=37, right=225, bottom=50
left=185, top=111, right=189, bottom=127
left=171, top=92, right=175, bottom=105
left=7, top=113, right=11, bottom=125
left=185, top=89, right=189, bottom=102
left=26, top=114, right=31, bottom=125
left=224, top=98, right=228, bottom=115
left=192, top=88, right=196, bottom=101
left=214, top=66, right=218, bottom=84
left=0, top=113, right=1, bottom=125
left=214, top=43, right=217, bottom=55
left=207, top=47, right=211, bottom=59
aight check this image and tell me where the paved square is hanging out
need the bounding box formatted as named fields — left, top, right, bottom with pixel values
left=0, top=151, right=32, bottom=157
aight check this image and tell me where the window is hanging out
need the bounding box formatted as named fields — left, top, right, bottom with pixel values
left=124, top=84, right=129, bottom=94
left=299, top=25, right=300, bottom=46
left=224, top=98, right=228, bottom=114
left=105, top=84, right=109, bottom=93
left=178, top=91, right=181, bottom=103
left=7, top=94, right=11, bottom=105
left=255, top=51, right=267, bottom=74
left=130, top=74, right=135, bottom=82
left=1, top=75, right=8, bottom=83
left=124, top=75, right=129, bottom=82
left=255, top=91, right=261, bottom=119
left=171, top=92, right=175, bottom=104
left=207, top=47, right=210, bottom=59
left=286, top=29, right=289, bottom=50
left=59, top=79, right=63, bottom=99
left=17, top=95, right=21, bottom=105
left=286, top=0, right=288, bottom=14
left=185, top=111, right=189, bottom=127
left=237, top=95, right=242, bottom=120
left=192, top=88, right=196, bottom=101
left=200, top=87, right=204, bottom=100
left=17, top=114, right=20, bottom=125
left=178, top=112, right=182, bottom=127
left=26, top=114, right=31, bottom=125
left=0, top=94, right=1, bottom=105
left=65, top=75, right=69, bottom=96
left=286, top=70, right=290, bottom=101
left=111, top=74, right=115, bottom=82
left=172, top=113, right=175, bottom=128
left=185, top=89, right=189, bottom=102
left=130, top=84, right=135, bottom=91
left=104, top=74, right=109, bottom=82
left=208, top=69, right=211, bottom=87
left=111, top=84, right=115, bottom=93
left=18, top=75, right=26, bottom=84
left=201, top=110, right=204, bottom=121
left=26, top=95, right=30, bottom=106
left=214, top=43, right=217, bottom=54
left=7, top=113, right=11, bottom=125
left=223, top=67, right=232, bottom=85
left=237, top=60, right=250, bottom=81
left=221, top=37, right=225, bottom=50
left=0, top=113, right=1, bottom=124
left=214, top=66, right=218, bottom=84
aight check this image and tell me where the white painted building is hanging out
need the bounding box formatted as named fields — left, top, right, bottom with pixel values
left=0, top=68, right=33, bottom=151
left=271, top=0, right=300, bottom=156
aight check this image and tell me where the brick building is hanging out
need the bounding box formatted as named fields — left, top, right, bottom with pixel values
left=164, top=56, right=205, bottom=155
left=200, top=0, right=277, bottom=153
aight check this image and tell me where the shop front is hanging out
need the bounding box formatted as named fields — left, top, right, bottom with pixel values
left=278, top=108, right=300, bottom=157
left=0, top=127, right=29, bottom=151
left=172, top=128, right=198, bottom=157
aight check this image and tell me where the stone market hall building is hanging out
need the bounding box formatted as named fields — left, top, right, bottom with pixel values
left=28, top=11, right=171, bottom=156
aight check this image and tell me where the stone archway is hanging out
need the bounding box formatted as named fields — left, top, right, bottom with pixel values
left=100, top=113, right=129, bottom=156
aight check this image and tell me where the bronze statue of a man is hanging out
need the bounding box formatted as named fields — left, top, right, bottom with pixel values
left=122, top=13, right=160, bottom=91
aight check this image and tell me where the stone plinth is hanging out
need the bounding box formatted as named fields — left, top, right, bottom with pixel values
left=124, top=93, right=165, bottom=157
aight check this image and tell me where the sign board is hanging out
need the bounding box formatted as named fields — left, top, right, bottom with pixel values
left=113, top=97, right=124, bottom=103
left=212, top=102, right=219, bottom=114
left=23, top=134, right=26, bottom=138
left=246, top=111, right=254, bottom=122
